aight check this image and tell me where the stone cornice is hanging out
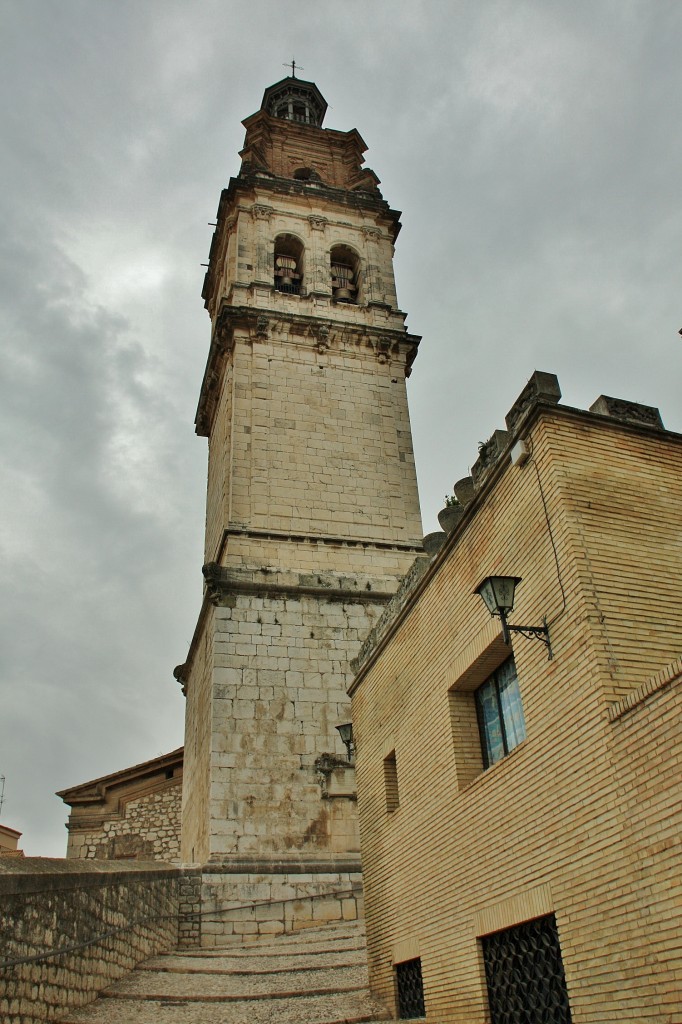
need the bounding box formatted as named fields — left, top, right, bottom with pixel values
left=202, top=562, right=396, bottom=605
left=195, top=304, right=420, bottom=437
left=216, top=525, right=423, bottom=558
left=203, top=855, right=362, bottom=874
left=57, top=749, right=184, bottom=808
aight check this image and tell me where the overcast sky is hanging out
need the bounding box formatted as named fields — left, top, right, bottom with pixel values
left=1, top=0, right=680, bottom=855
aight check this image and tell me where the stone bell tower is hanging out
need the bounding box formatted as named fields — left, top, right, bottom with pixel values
left=176, top=75, right=423, bottom=927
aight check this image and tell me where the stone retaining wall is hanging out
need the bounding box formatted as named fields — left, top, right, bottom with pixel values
left=200, top=864, right=364, bottom=946
left=0, top=859, right=197, bottom=1024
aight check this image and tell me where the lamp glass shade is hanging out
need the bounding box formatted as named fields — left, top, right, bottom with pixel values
left=336, top=722, right=353, bottom=746
left=475, top=576, right=522, bottom=616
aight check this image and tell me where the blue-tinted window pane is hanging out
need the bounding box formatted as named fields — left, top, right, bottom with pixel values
left=497, top=659, right=526, bottom=752
left=476, top=678, right=506, bottom=767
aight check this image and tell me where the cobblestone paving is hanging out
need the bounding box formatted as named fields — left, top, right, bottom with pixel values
left=56, top=920, right=393, bottom=1024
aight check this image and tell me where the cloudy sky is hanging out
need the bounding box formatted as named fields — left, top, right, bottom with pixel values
left=1, top=0, right=680, bottom=855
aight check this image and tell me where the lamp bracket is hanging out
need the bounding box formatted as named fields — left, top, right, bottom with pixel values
left=501, top=613, right=552, bottom=660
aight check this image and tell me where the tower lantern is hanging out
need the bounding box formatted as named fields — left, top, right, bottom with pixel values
left=262, top=76, right=327, bottom=126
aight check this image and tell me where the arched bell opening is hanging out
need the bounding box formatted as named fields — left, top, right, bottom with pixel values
left=274, top=234, right=305, bottom=296
left=330, top=245, right=361, bottom=304
left=293, top=167, right=322, bottom=182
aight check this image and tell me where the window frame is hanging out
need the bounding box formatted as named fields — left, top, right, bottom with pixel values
left=474, top=657, right=526, bottom=769
left=383, top=749, right=400, bottom=813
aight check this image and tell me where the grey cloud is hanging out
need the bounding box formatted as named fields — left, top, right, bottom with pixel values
left=0, top=0, right=680, bottom=854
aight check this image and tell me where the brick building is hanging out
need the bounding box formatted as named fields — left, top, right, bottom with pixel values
left=349, top=372, right=682, bottom=1022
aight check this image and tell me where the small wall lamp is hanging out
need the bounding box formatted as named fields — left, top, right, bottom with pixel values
left=474, top=575, right=552, bottom=659
left=335, top=722, right=355, bottom=762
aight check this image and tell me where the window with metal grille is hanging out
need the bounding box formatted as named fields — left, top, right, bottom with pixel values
left=481, top=915, right=572, bottom=1024
left=395, top=957, right=425, bottom=1019
left=383, top=750, right=399, bottom=812
left=475, top=656, right=526, bottom=768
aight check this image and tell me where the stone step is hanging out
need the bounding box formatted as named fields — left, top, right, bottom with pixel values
left=58, top=989, right=391, bottom=1024
left=142, top=947, right=368, bottom=973
left=105, top=963, right=368, bottom=998
left=55, top=919, right=394, bottom=1024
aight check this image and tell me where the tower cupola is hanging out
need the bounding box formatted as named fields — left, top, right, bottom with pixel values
left=261, top=76, right=327, bottom=126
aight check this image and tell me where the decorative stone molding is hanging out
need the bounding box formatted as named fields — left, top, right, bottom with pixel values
left=308, top=215, right=328, bottom=231
left=195, top=300, right=422, bottom=437
left=254, top=314, right=269, bottom=340
left=214, top=317, right=234, bottom=355
left=374, top=337, right=392, bottom=364
left=471, top=430, right=510, bottom=487
left=173, top=664, right=188, bottom=693
left=251, top=204, right=274, bottom=221
left=361, top=226, right=382, bottom=240
left=505, top=371, right=562, bottom=435
left=202, top=562, right=395, bottom=605
left=589, top=395, right=664, bottom=430
left=316, top=324, right=330, bottom=353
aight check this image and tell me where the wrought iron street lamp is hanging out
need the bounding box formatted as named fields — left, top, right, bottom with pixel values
left=475, top=575, right=552, bottom=659
left=335, top=722, right=355, bottom=762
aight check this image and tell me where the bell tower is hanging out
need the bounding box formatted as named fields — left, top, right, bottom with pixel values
left=177, top=76, right=423, bottom=927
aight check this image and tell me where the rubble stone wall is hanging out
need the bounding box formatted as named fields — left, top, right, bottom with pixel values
left=0, top=859, right=193, bottom=1024
left=67, top=781, right=182, bottom=862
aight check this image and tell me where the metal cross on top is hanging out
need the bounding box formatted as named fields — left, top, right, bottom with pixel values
left=283, top=59, right=304, bottom=79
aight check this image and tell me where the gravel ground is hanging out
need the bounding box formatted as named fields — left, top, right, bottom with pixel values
left=59, top=990, right=390, bottom=1024
left=55, top=920, right=393, bottom=1024
left=142, top=947, right=367, bottom=973
left=108, top=963, right=368, bottom=998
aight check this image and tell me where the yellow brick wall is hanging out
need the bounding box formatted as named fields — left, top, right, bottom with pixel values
left=351, top=408, right=682, bottom=1022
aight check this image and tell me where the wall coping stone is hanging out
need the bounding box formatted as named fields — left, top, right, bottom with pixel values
left=203, top=856, right=362, bottom=874
left=0, top=858, right=189, bottom=896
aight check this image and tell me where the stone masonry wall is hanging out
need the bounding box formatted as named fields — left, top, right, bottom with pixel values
left=205, top=585, right=385, bottom=861
left=203, top=323, right=422, bottom=568
left=67, top=782, right=181, bottom=862
left=0, top=859, right=189, bottom=1024
left=199, top=868, right=364, bottom=947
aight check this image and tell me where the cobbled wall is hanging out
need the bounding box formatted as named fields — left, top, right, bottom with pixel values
left=0, top=859, right=198, bottom=1024
left=68, top=782, right=182, bottom=862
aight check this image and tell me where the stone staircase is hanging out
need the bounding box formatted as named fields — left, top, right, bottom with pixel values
left=57, top=918, right=393, bottom=1024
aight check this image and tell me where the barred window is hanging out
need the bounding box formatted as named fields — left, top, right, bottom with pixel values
left=395, top=957, right=425, bottom=1019
left=482, top=915, right=572, bottom=1024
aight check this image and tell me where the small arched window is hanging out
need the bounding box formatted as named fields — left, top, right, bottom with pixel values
left=293, top=167, right=321, bottom=182
left=274, top=234, right=304, bottom=296
left=330, top=245, right=360, bottom=303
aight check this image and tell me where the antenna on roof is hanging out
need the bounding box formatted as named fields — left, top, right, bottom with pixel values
left=283, top=59, right=303, bottom=79
left=0, top=775, right=5, bottom=817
